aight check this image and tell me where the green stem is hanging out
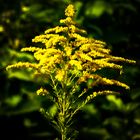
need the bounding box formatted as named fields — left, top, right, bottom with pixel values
left=60, top=72, right=68, bottom=140
left=61, top=126, right=66, bottom=140
left=60, top=95, right=67, bottom=140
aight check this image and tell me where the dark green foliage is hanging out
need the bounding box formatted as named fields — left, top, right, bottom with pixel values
left=0, top=0, right=139, bottom=139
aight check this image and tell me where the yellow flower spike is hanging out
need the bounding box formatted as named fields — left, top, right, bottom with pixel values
left=44, top=35, right=67, bottom=48
left=45, top=26, right=68, bottom=34
left=32, top=34, right=47, bottom=43
left=6, top=62, right=38, bottom=71
left=21, top=47, right=43, bottom=52
left=78, top=52, right=93, bottom=62
left=84, top=90, right=119, bottom=104
left=65, top=4, right=75, bottom=17
left=93, top=59, right=123, bottom=70
left=88, top=50, right=105, bottom=58
left=101, top=78, right=130, bottom=89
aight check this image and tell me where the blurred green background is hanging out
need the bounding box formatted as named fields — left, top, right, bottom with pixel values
left=0, top=0, right=140, bottom=140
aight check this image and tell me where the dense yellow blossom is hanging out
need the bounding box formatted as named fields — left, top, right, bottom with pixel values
left=6, top=4, right=136, bottom=140
left=55, top=69, right=65, bottom=82
left=6, top=3, right=136, bottom=108
left=69, top=60, right=82, bottom=70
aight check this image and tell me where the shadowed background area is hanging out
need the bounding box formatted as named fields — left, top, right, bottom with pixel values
left=0, top=0, right=140, bottom=140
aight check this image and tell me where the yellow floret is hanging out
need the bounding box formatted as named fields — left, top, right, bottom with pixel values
left=36, top=87, right=48, bottom=96
left=55, top=70, right=65, bottom=82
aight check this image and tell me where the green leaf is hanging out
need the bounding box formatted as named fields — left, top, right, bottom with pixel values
left=125, top=103, right=139, bottom=112
left=7, top=70, right=34, bottom=81
left=24, top=118, right=37, bottom=127
left=133, top=134, right=140, bottom=140
left=106, top=95, right=124, bottom=110
left=2, top=96, right=41, bottom=115
left=134, top=118, right=140, bottom=125
left=0, top=25, right=4, bottom=32
left=5, top=95, right=22, bottom=107
left=82, top=104, right=97, bottom=115
left=85, top=1, right=113, bottom=17
left=82, top=127, right=110, bottom=138
left=48, top=104, right=58, bottom=118
left=103, top=117, right=122, bottom=129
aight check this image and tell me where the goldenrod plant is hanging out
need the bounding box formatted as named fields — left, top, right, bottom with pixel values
left=6, top=4, right=136, bottom=140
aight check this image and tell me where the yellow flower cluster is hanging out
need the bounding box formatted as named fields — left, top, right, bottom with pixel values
left=69, top=60, right=82, bottom=70
left=55, top=70, right=65, bottom=81
left=36, top=87, right=48, bottom=96
left=6, top=4, right=135, bottom=98
left=65, top=4, right=75, bottom=17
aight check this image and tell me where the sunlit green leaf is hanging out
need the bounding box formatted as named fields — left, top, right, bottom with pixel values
left=82, top=104, right=97, bottom=115
left=103, top=117, right=122, bottom=129
left=125, top=102, right=139, bottom=112
left=106, top=95, right=124, bottom=110
left=0, top=25, right=4, bottom=32
left=82, top=127, right=110, bottom=139
left=133, top=134, right=140, bottom=140
left=7, top=70, right=34, bottom=81
left=85, top=1, right=113, bottom=17
left=24, top=118, right=37, bottom=127
left=134, top=118, right=140, bottom=125
left=5, top=95, right=22, bottom=107
left=48, top=104, right=58, bottom=117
